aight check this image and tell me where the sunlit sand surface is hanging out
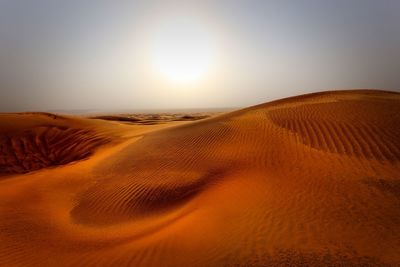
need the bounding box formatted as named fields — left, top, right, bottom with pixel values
left=0, top=90, right=399, bottom=266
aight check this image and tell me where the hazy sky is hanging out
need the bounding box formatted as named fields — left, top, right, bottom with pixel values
left=0, top=0, right=399, bottom=112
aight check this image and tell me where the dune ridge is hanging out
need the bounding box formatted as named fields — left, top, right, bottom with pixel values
left=268, top=99, right=400, bottom=161
left=0, top=90, right=399, bottom=266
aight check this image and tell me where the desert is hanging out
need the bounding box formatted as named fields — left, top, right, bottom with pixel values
left=0, top=90, right=399, bottom=266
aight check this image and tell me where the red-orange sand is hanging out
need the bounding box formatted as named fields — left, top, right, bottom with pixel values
left=0, top=90, right=399, bottom=266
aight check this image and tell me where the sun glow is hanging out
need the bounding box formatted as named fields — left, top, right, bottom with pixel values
left=149, top=17, right=217, bottom=84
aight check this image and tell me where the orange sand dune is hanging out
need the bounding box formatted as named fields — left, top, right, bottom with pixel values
left=0, top=90, right=399, bottom=266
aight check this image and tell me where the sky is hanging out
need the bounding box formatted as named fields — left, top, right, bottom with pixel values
left=0, top=0, right=399, bottom=112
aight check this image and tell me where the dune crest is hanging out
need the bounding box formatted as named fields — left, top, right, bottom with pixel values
left=0, top=90, right=399, bottom=266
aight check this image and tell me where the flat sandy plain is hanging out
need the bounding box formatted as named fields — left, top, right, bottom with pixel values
left=0, top=90, right=399, bottom=266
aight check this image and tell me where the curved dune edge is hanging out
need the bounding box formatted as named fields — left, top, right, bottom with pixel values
left=0, top=90, right=399, bottom=266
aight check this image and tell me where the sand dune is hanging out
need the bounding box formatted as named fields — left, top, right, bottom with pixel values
left=0, top=90, right=399, bottom=266
left=90, top=113, right=212, bottom=125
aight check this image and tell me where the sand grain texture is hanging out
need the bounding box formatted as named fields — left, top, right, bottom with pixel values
left=0, top=90, right=399, bottom=266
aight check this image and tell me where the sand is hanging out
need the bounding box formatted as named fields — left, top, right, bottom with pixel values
left=0, top=90, right=399, bottom=266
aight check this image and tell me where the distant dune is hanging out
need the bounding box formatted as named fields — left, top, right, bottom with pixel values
left=90, top=113, right=213, bottom=125
left=0, top=90, right=399, bottom=266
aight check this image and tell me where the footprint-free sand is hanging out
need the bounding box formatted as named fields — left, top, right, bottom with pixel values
left=1, top=90, right=399, bottom=266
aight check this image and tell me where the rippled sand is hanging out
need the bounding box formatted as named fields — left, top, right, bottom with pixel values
left=1, top=90, right=399, bottom=266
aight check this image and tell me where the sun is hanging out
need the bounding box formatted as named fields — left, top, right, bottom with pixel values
left=150, top=17, right=216, bottom=84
